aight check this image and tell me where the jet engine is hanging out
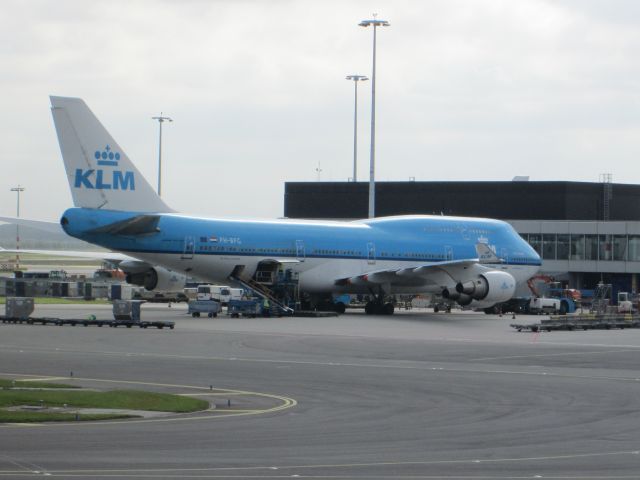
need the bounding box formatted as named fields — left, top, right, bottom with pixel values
left=121, top=262, right=187, bottom=292
left=454, top=270, right=516, bottom=305
left=441, top=288, right=473, bottom=306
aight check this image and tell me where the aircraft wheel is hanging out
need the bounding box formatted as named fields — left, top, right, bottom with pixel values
left=383, top=303, right=394, bottom=315
left=365, top=301, right=375, bottom=315
left=434, top=305, right=439, bottom=313
left=334, top=302, right=346, bottom=314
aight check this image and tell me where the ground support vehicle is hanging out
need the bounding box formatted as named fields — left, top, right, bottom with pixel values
left=484, top=297, right=530, bottom=314
left=196, top=285, right=233, bottom=304
left=187, top=300, right=221, bottom=318
left=617, top=292, right=634, bottom=313
left=511, top=313, right=640, bottom=332
left=495, top=295, right=577, bottom=315
left=227, top=299, right=262, bottom=318
left=528, top=297, right=563, bottom=315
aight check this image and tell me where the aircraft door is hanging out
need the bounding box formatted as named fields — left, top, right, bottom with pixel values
left=444, top=245, right=453, bottom=261
left=296, top=240, right=306, bottom=262
left=367, top=242, right=376, bottom=265
left=182, top=236, right=195, bottom=260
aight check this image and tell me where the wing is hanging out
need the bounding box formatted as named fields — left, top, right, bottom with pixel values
left=0, top=247, right=136, bottom=265
left=335, top=258, right=480, bottom=288
left=334, top=244, right=502, bottom=289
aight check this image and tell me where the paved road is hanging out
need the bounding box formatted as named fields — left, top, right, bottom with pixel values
left=1, top=304, right=640, bottom=478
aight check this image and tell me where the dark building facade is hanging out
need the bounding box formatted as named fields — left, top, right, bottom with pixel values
left=284, top=181, right=640, bottom=294
left=284, top=181, right=640, bottom=221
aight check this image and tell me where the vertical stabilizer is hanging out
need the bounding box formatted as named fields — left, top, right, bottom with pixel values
left=50, top=96, right=172, bottom=213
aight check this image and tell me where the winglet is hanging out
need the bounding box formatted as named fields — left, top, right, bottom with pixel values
left=476, top=243, right=501, bottom=263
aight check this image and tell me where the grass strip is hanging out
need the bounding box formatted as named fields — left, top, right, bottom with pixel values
left=0, top=379, right=78, bottom=389
left=0, top=389, right=208, bottom=412
left=0, top=412, right=136, bottom=423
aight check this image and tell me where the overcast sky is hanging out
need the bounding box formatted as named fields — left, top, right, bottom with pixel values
left=2, top=0, right=640, bottom=221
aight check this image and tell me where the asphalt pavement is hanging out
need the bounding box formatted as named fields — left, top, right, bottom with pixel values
left=1, top=303, right=640, bottom=478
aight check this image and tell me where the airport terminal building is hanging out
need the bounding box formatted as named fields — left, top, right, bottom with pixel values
left=284, top=180, right=640, bottom=293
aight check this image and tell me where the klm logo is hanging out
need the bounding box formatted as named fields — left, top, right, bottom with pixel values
left=74, top=145, right=135, bottom=191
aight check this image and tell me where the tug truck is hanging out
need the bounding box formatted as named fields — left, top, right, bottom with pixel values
left=617, top=292, right=633, bottom=313
left=529, top=296, right=563, bottom=315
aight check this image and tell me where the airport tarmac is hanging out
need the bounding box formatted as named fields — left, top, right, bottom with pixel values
left=1, top=304, right=640, bottom=478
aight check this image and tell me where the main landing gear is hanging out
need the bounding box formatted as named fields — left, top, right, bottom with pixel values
left=365, top=301, right=395, bottom=315
left=364, top=291, right=395, bottom=315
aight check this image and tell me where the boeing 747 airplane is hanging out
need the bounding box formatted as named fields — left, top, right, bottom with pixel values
left=51, top=96, right=541, bottom=314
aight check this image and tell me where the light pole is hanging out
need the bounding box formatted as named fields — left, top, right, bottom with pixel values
left=346, top=75, right=368, bottom=182
left=10, top=186, right=24, bottom=270
left=152, top=113, right=173, bottom=196
left=359, top=15, right=389, bottom=218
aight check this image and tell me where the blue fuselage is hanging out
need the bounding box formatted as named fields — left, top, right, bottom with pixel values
left=61, top=208, right=541, bottom=294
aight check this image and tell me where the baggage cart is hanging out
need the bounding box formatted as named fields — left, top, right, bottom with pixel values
left=188, top=300, right=221, bottom=318
left=5, top=297, right=35, bottom=320
left=112, top=299, right=144, bottom=322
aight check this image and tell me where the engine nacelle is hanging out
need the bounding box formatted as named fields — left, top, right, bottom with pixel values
left=442, top=288, right=474, bottom=306
left=125, top=266, right=186, bottom=291
left=455, top=270, right=516, bottom=304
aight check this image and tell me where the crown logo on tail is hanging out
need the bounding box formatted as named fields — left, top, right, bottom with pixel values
left=95, top=145, right=121, bottom=166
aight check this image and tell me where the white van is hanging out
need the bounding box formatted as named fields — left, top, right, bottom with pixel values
left=197, top=285, right=232, bottom=304
left=196, top=284, right=214, bottom=301
left=229, top=288, right=245, bottom=301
